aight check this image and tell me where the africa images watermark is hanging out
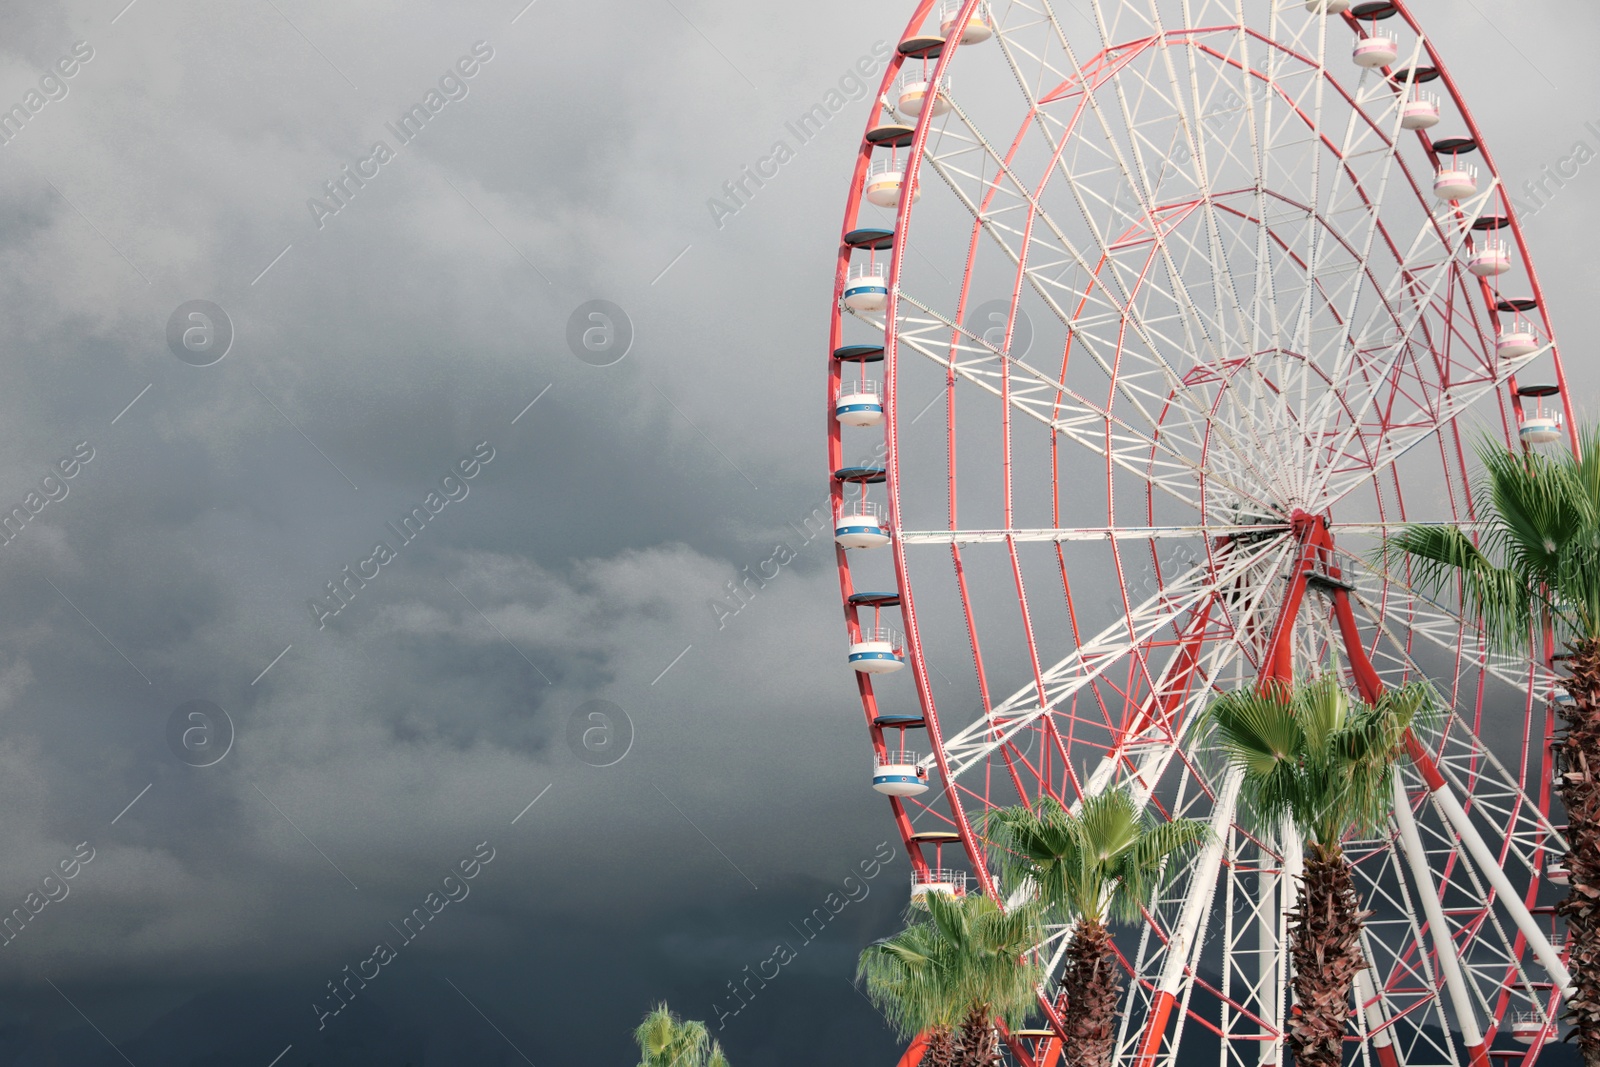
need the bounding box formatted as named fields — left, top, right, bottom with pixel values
left=312, top=840, right=497, bottom=1030
left=707, top=438, right=887, bottom=631
left=0, top=441, right=95, bottom=551
left=307, top=441, right=497, bottom=629
left=307, top=41, right=496, bottom=230
left=706, top=41, right=891, bottom=230
left=0, top=40, right=95, bottom=148
left=0, top=842, right=96, bottom=949
left=711, top=840, right=898, bottom=1030
left=1506, top=117, right=1600, bottom=220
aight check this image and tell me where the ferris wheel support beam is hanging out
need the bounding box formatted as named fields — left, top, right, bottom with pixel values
left=1354, top=966, right=1398, bottom=1067
left=1132, top=768, right=1243, bottom=1067
left=1141, top=510, right=1552, bottom=1067
left=1389, top=774, right=1488, bottom=1067
left=1272, top=825, right=1304, bottom=1067
left=1322, top=538, right=1575, bottom=1002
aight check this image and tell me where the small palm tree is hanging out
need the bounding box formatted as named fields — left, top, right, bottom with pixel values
left=1197, top=675, right=1431, bottom=1067
left=1385, top=430, right=1600, bottom=1065
left=986, top=787, right=1210, bottom=1067
left=634, top=1003, right=729, bottom=1067
left=857, top=918, right=962, bottom=1067
left=858, top=891, right=1045, bottom=1067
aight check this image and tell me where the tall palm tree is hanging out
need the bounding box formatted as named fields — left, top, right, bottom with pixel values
left=1197, top=674, right=1431, bottom=1067
left=634, top=1003, right=729, bottom=1067
left=986, top=787, right=1210, bottom=1067
left=857, top=891, right=1045, bottom=1067
left=1385, top=430, right=1600, bottom=1064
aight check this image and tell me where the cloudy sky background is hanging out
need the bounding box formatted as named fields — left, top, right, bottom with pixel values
left=0, top=0, right=1593, bottom=1064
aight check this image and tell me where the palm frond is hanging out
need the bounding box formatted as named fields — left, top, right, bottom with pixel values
left=860, top=892, right=1045, bottom=1039
left=988, top=787, right=1212, bottom=927
left=633, top=1003, right=715, bottom=1067
left=1382, top=427, right=1600, bottom=647
left=1109, top=816, right=1212, bottom=923
left=1381, top=523, right=1535, bottom=650
left=1203, top=674, right=1431, bottom=850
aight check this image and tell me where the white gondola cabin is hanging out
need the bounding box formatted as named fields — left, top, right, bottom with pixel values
left=873, top=751, right=930, bottom=796
left=939, top=1, right=993, bottom=44
left=897, top=72, right=952, bottom=118
left=844, top=263, right=889, bottom=312
left=835, top=378, right=885, bottom=427
left=835, top=500, right=890, bottom=549
left=849, top=626, right=906, bottom=673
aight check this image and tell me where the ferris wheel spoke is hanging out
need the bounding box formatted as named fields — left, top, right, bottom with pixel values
left=1101, top=12, right=1264, bottom=379
left=924, top=39, right=1298, bottom=486
left=1317, top=332, right=1535, bottom=508
left=1077, top=21, right=1339, bottom=485
left=1123, top=766, right=1245, bottom=1067
left=1303, top=177, right=1510, bottom=505
left=896, top=523, right=1284, bottom=545
left=917, top=105, right=1250, bottom=453
left=938, top=535, right=1293, bottom=783
left=1292, top=44, right=1427, bottom=485
left=1390, top=760, right=1566, bottom=1031
left=893, top=291, right=1285, bottom=515
left=1345, top=832, right=1459, bottom=1067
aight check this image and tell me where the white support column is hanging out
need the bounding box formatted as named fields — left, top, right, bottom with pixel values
left=1133, top=768, right=1243, bottom=1067
left=1155, top=768, right=1244, bottom=997
left=1271, top=823, right=1302, bottom=1067
left=1257, top=826, right=1280, bottom=1067
left=1428, top=782, right=1572, bottom=994
left=1354, top=966, right=1396, bottom=1059
left=1390, top=774, right=1486, bottom=1053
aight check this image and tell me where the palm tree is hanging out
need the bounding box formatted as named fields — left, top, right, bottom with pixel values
left=1384, top=430, right=1600, bottom=1065
left=634, top=1003, right=729, bottom=1067
left=986, top=787, right=1210, bottom=1067
left=1197, top=674, right=1431, bottom=1067
left=857, top=891, right=1045, bottom=1067
left=857, top=916, right=962, bottom=1067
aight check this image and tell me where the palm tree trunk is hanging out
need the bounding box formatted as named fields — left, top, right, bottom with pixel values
left=1060, top=918, right=1121, bottom=1067
left=1559, top=639, right=1600, bottom=1067
left=954, top=1005, right=1002, bottom=1067
left=1287, top=842, right=1368, bottom=1067
left=922, top=1025, right=958, bottom=1067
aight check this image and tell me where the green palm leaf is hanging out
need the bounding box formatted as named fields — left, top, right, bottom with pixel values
left=634, top=1003, right=720, bottom=1067
left=857, top=892, right=1047, bottom=1042
left=1197, top=676, right=1433, bottom=850
left=1383, top=431, right=1600, bottom=648
left=986, top=788, right=1210, bottom=926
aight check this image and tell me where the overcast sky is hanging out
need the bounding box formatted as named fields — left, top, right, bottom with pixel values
left=0, top=1, right=1595, bottom=1065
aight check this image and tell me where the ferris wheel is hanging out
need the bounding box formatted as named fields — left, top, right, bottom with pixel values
left=825, top=2, right=1577, bottom=1066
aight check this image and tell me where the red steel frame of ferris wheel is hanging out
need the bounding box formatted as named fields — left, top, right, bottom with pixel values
left=832, top=5, right=1571, bottom=1067
left=1381, top=0, right=1577, bottom=454
left=881, top=0, right=998, bottom=903
left=1385, top=4, right=1573, bottom=1054
left=878, top=6, right=1092, bottom=1063
left=826, top=0, right=932, bottom=884
left=824, top=2, right=1067, bottom=1063
left=815, top=10, right=1048, bottom=1064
